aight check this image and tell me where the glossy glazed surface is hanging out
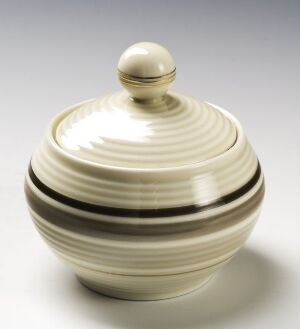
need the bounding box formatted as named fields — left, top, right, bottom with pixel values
left=55, top=92, right=237, bottom=169
left=118, top=42, right=176, bottom=99
left=118, top=42, right=175, bottom=79
left=24, top=42, right=265, bottom=300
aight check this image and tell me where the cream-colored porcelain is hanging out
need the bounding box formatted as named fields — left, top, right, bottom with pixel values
left=118, top=42, right=175, bottom=99
left=25, top=42, right=265, bottom=300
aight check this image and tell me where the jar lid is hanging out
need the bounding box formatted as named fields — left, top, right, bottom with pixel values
left=55, top=42, right=237, bottom=169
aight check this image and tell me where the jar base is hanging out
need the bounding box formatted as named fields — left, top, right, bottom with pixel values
left=76, top=270, right=215, bottom=301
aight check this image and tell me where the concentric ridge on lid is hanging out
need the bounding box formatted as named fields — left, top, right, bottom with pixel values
left=54, top=92, right=237, bottom=169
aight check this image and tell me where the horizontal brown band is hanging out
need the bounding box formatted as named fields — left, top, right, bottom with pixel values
left=28, top=162, right=262, bottom=218
left=118, top=68, right=176, bottom=81
left=118, top=69, right=176, bottom=87
left=26, top=180, right=264, bottom=236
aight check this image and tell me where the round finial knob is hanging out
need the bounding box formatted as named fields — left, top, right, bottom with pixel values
left=118, top=42, right=176, bottom=100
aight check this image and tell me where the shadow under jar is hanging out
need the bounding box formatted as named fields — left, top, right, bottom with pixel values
left=24, top=42, right=265, bottom=300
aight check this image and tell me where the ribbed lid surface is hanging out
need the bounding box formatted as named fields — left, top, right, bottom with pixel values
left=55, top=42, right=237, bottom=169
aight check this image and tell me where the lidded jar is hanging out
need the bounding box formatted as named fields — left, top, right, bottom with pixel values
left=25, top=42, right=265, bottom=300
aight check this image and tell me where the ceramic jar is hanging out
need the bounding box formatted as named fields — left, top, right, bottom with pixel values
left=24, top=42, right=265, bottom=300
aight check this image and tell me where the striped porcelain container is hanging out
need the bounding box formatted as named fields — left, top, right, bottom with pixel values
left=25, top=42, right=265, bottom=300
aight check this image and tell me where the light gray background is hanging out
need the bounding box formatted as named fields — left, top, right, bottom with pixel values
left=0, top=0, right=299, bottom=328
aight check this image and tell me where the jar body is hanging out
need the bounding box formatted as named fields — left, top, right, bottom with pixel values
left=25, top=174, right=263, bottom=300
left=24, top=100, right=264, bottom=300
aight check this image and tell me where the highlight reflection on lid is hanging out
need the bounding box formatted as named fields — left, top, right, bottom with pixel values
left=60, top=108, right=153, bottom=151
left=55, top=92, right=237, bottom=169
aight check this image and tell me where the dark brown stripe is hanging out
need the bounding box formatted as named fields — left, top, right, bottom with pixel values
left=28, top=162, right=262, bottom=218
left=25, top=179, right=265, bottom=236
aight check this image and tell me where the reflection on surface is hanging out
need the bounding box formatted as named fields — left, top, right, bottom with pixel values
left=60, top=107, right=153, bottom=150
left=192, top=173, right=221, bottom=204
left=124, top=46, right=149, bottom=59
left=56, top=92, right=237, bottom=168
